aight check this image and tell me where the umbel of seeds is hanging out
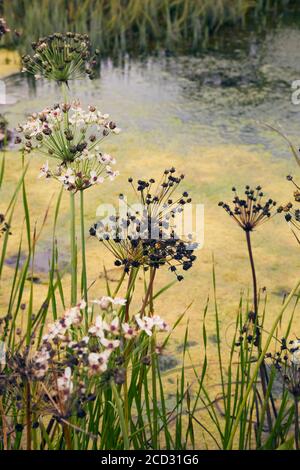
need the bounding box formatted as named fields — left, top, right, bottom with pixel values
left=22, top=32, right=99, bottom=84
left=90, top=168, right=198, bottom=281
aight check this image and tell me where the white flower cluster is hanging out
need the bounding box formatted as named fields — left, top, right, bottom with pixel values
left=31, top=297, right=170, bottom=400
left=39, top=150, right=119, bottom=192
left=291, top=339, right=300, bottom=365
left=16, top=102, right=121, bottom=192
left=87, top=309, right=169, bottom=374
left=42, top=300, right=85, bottom=343
left=19, top=102, right=120, bottom=142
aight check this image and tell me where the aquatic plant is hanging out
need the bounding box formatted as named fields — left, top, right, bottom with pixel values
left=16, top=102, right=120, bottom=192
left=21, top=32, right=99, bottom=83
left=219, top=186, right=278, bottom=431
left=90, top=168, right=197, bottom=282
left=219, top=185, right=277, bottom=337
left=266, top=337, right=300, bottom=449
left=0, top=296, right=170, bottom=449
left=277, top=176, right=300, bottom=244
left=1, top=5, right=300, bottom=452
left=15, top=30, right=120, bottom=309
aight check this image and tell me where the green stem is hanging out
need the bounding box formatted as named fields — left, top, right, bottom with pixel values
left=151, top=333, right=158, bottom=448
left=111, top=382, right=129, bottom=450
left=62, top=423, right=72, bottom=450
left=140, top=268, right=156, bottom=316
left=26, top=382, right=32, bottom=450
left=70, top=192, right=77, bottom=306
left=245, top=230, right=274, bottom=432
left=80, top=190, right=88, bottom=327
left=149, top=267, right=158, bottom=447
left=295, top=397, right=299, bottom=450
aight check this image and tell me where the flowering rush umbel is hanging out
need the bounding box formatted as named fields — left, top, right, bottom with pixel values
left=0, top=296, right=170, bottom=420
left=16, top=101, right=120, bottom=192
left=218, top=185, right=277, bottom=232
left=22, top=32, right=99, bottom=83
left=277, top=175, right=300, bottom=244
left=90, top=168, right=198, bottom=280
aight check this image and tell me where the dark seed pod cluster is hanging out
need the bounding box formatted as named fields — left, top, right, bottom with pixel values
left=0, top=213, right=11, bottom=237
left=277, top=176, right=300, bottom=244
left=0, top=114, right=13, bottom=149
left=219, top=185, right=277, bottom=232
left=90, top=168, right=198, bottom=281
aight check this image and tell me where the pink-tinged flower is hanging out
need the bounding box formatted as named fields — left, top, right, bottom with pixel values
left=152, top=315, right=170, bottom=332
left=88, top=351, right=110, bottom=374
left=92, top=296, right=112, bottom=310
left=90, top=171, right=104, bottom=185
left=58, top=168, right=76, bottom=189
left=42, top=322, right=66, bottom=342
left=64, top=306, right=82, bottom=327
left=39, top=161, right=51, bottom=179
left=32, top=348, right=51, bottom=378
left=42, top=302, right=85, bottom=342
left=98, top=153, right=116, bottom=165
left=57, top=367, right=73, bottom=402
left=106, top=166, right=120, bottom=181
left=88, top=316, right=105, bottom=338
left=92, top=296, right=126, bottom=310
left=77, top=299, right=87, bottom=310
left=103, top=316, right=120, bottom=336
left=122, top=323, right=137, bottom=340
left=16, top=101, right=120, bottom=193
left=135, top=315, right=154, bottom=337
left=100, top=337, right=120, bottom=350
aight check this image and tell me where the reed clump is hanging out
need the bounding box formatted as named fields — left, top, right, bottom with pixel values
left=1, top=0, right=296, bottom=53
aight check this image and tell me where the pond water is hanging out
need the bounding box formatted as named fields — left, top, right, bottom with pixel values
left=1, top=15, right=300, bottom=353
left=3, top=16, right=300, bottom=152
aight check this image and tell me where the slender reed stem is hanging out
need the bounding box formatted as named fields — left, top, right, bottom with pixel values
left=125, top=269, right=135, bottom=322
left=149, top=267, right=158, bottom=446
left=111, top=381, right=129, bottom=450
left=140, top=268, right=156, bottom=316
left=295, top=397, right=299, bottom=450
left=151, top=332, right=158, bottom=448
left=70, top=192, right=77, bottom=306
left=245, top=230, right=273, bottom=433
left=25, top=381, right=32, bottom=450
left=0, top=397, right=8, bottom=450
left=62, top=423, right=72, bottom=450
left=80, top=190, right=88, bottom=326
left=245, top=231, right=258, bottom=323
